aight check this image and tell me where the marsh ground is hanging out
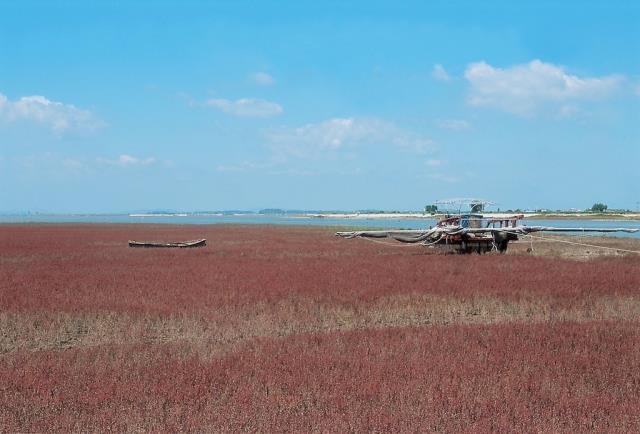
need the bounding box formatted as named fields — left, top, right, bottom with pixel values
left=1, top=225, right=639, bottom=432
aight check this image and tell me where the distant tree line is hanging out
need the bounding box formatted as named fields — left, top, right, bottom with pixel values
left=590, top=203, right=608, bottom=213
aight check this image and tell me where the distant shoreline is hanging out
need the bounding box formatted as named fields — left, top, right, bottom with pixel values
left=2, top=211, right=639, bottom=221
left=302, top=212, right=640, bottom=221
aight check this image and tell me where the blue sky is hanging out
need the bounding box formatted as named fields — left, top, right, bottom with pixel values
left=1, top=0, right=638, bottom=212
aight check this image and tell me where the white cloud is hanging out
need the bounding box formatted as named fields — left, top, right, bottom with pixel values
left=436, top=119, right=471, bottom=130
left=250, top=72, right=275, bottom=86
left=426, top=159, right=443, bottom=167
left=217, top=118, right=435, bottom=175
left=432, top=64, right=451, bottom=82
left=119, top=154, right=155, bottom=166
left=266, top=117, right=435, bottom=158
left=464, top=60, right=623, bottom=116
left=98, top=154, right=157, bottom=167
left=215, top=160, right=271, bottom=172
left=205, top=98, right=283, bottom=117
left=266, top=168, right=316, bottom=176
left=288, top=118, right=376, bottom=150
left=0, top=92, right=104, bottom=134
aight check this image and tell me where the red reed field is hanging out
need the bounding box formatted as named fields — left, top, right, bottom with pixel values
left=1, top=224, right=640, bottom=432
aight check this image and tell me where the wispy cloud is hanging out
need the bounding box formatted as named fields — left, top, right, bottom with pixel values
left=436, top=119, right=471, bottom=130
left=205, top=98, right=283, bottom=117
left=432, top=64, right=451, bottom=82
left=0, top=92, right=104, bottom=134
left=215, top=118, right=434, bottom=177
left=98, top=154, right=157, bottom=167
left=250, top=71, right=275, bottom=86
left=266, top=117, right=435, bottom=158
left=215, top=160, right=273, bottom=172
left=464, top=60, right=623, bottom=116
left=426, top=159, right=443, bottom=167
left=266, top=168, right=317, bottom=176
left=62, top=158, right=86, bottom=170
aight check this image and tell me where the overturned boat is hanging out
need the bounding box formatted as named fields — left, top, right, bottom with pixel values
left=128, top=239, right=206, bottom=248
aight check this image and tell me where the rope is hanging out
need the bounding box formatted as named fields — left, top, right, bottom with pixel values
left=355, top=234, right=443, bottom=248
left=506, top=231, right=640, bottom=255
left=422, top=235, right=444, bottom=247
left=356, top=235, right=428, bottom=248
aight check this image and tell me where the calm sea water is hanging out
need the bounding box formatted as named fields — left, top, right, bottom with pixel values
left=1, top=213, right=639, bottom=238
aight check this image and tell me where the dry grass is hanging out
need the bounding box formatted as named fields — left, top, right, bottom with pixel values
left=3, top=294, right=640, bottom=357
left=507, top=233, right=640, bottom=259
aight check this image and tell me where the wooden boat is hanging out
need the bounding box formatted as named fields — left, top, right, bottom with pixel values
left=128, top=239, right=206, bottom=248
left=337, top=198, right=638, bottom=254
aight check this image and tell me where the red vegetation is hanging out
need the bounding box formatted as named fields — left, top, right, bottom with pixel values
left=1, top=224, right=638, bottom=313
left=2, top=322, right=639, bottom=432
left=1, top=224, right=639, bottom=432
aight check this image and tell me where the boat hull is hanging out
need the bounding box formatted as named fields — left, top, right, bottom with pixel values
left=128, top=239, right=206, bottom=248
